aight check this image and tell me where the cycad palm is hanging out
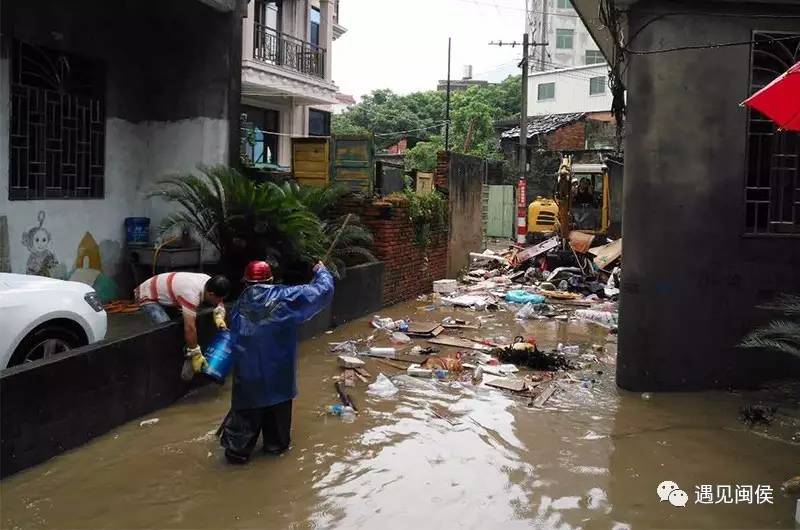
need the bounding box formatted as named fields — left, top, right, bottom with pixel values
left=149, top=165, right=326, bottom=277
left=285, top=182, right=377, bottom=277
left=740, top=294, right=800, bottom=358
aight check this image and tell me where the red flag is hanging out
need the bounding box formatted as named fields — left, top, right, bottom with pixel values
left=743, top=61, right=800, bottom=132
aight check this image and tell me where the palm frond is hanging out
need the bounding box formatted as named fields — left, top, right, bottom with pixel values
left=740, top=318, right=800, bottom=359
left=757, top=294, right=800, bottom=316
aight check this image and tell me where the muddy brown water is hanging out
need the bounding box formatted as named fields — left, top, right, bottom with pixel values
left=2, top=301, right=799, bottom=529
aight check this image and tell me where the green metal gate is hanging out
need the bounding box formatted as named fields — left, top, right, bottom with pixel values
left=486, top=185, right=515, bottom=238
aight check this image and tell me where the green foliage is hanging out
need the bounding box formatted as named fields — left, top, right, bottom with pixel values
left=740, top=294, right=800, bottom=358
left=390, top=188, right=447, bottom=246
left=405, top=137, right=443, bottom=172
left=333, top=76, right=520, bottom=163
left=150, top=165, right=326, bottom=278
left=283, top=183, right=378, bottom=277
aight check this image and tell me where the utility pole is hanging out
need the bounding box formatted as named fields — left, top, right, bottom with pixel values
left=540, top=0, right=548, bottom=72
left=445, top=37, right=452, bottom=152
left=519, top=32, right=529, bottom=180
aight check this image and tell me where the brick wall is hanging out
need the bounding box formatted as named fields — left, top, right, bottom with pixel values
left=338, top=196, right=448, bottom=306
left=544, top=120, right=586, bottom=151
left=435, top=151, right=450, bottom=190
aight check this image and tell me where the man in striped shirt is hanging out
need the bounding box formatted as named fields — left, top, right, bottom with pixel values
left=135, top=272, right=230, bottom=380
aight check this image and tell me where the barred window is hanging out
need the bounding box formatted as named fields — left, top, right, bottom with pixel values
left=9, top=40, right=106, bottom=200
left=745, top=32, right=800, bottom=235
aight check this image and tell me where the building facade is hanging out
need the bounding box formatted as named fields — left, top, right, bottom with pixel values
left=571, top=0, right=800, bottom=390
left=240, top=0, right=345, bottom=168
left=527, top=63, right=613, bottom=116
left=1, top=0, right=243, bottom=295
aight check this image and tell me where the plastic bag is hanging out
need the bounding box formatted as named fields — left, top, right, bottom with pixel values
left=516, top=302, right=545, bottom=319
left=367, top=373, right=398, bottom=397
left=390, top=332, right=412, bottom=344
left=505, top=290, right=545, bottom=304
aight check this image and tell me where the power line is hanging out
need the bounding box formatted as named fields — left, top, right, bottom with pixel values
left=450, top=0, right=582, bottom=17
left=374, top=122, right=450, bottom=137
left=625, top=34, right=800, bottom=55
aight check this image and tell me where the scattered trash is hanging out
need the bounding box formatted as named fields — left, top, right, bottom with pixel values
left=492, top=344, right=574, bottom=371
left=139, top=418, right=159, bottom=427
left=575, top=309, right=619, bottom=329
left=371, top=316, right=408, bottom=332
left=433, top=279, right=458, bottom=294
left=557, top=344, right=580, bottom=355
left=390, top=331, right=412, bottom=344
left=337, top=355, right=365, bottom=369
left=739, top=404, right=776, bottom=427
left=327, top=404, right=356, bottom=420
left=367, top=373, right=399, bottom=397
left=641, top=392, right=652, bottom=400
left=484, top=375, right=527, bottom=392
left=441, top=294, right=490, bottom=310
left=407, top=364, right=433, bottom=377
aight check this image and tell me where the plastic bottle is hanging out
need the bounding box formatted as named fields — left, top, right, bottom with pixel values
left=394, top=319, right=409, bottom=332
left=434, top=369, right=449, bottom=380
left=369, top=347, right=396, bottom=358
left=327, top=404, right=344, bottom=415
left=327, top=404, right=356, bottom=420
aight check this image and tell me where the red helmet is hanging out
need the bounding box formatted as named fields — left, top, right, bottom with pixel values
left=243, top=260, right=273, bottom=283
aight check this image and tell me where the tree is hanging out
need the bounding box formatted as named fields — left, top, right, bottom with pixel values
left=334, top=74, right=522, bottom=169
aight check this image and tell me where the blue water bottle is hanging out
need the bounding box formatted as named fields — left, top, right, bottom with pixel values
left=202, top=330, right=233, bottom=384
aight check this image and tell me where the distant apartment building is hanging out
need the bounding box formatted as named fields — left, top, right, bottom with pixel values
left=527, top=63, right=612, bottom=116
left=241, top=0, right=347, bottom=168
left=528, top=0, right=605, bottom=71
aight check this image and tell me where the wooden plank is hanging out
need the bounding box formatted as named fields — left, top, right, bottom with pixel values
left=485, top=377, right=527, bottom=392
left=343, top=369, right=356, bottom=388
left=375, top=358, right=409, bottom=371
left=394, top=353, right=429, bottom=363
left=531, top=382, right=557, bottom=407
left=515, top=236, right=560, bottom=264
left=407, top=321, right=440, bottom=335
left=354, top=367, right=372, bottom=379
left=442, top=323, right=481, bottom=330
left=589, top=238, right=622, bottom=269
left=427, top=336, right=492, bottom=351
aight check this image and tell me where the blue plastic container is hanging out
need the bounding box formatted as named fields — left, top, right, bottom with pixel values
left=124, top=217, right=150, bottom=244
left=202, top=330, right=234, bottom=384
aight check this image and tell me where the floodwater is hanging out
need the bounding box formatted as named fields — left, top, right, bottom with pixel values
left=2, top=300, right=799, bottom=529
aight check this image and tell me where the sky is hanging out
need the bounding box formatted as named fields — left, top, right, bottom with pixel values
left=331, top=0, right=526, bottom=101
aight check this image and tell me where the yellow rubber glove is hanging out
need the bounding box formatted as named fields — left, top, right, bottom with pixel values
left=213, top=305, right=227, bottom=330
left=188, top=346, right=207, bottom=373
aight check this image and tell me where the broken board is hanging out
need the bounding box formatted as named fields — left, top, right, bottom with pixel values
left=589, top=238, right=622, bottom=269
left=514, top=236, right=560, bottom=265
left=406, top=321, right=445, bottom=338
left=427, top=336, right=492, bottom=351
left=484, top=376, right=527, bottom=392
left=531, top=382, right=557, bottom=407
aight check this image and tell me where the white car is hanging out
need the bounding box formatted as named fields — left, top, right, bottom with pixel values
left=0, top=273, right=108, bottom=369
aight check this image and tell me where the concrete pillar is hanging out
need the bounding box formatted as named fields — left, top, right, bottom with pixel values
left=320, top=0, right=333, bottom=81
left=242, top=0, right=254, bottom=61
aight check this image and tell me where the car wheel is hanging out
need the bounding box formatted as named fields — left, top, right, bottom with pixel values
left=9, top=326, right=84, bottom=367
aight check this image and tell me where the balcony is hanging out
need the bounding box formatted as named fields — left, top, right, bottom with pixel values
left=253, top=23, right=325, bottom=79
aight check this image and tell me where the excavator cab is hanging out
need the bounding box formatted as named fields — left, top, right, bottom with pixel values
left=526, top=156, right=610, bottom=243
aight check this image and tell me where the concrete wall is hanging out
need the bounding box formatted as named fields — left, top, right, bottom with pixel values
left=445, top=153, right=487, bottom=277
left=0, top=261, right=386, bottom=478
left=618, top=1, right=800, bottom=390
left=1, top=0, right=237, bottom=293
left=528, top=65, right=613, bottom=116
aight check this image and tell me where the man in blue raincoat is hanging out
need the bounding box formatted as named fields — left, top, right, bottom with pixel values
left=220, top=259, right=334, bottom=464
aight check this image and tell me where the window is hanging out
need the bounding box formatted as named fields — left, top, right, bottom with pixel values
left=241, top=106, right=280, bottom=166
left=556, top=29, right=574, bottom=50
left=556, top=0, right=572, bottom=8
left=589, top=76, right=606, bottom=95
left=585, top=50, right=604, bottom=65
left=9, top=40, right=106, bottom=200
left=254, top=0, right=282, bottom=64
left=308, top=109, right=331, bottom=137
left=310, top=7, right=321, bottom=48
left=745, top=32, right=800, bottom=235
left=537, top=82, right=555, bottom=101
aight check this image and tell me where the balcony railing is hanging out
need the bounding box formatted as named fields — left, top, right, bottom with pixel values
left=253, top=23, right=325, bottom=79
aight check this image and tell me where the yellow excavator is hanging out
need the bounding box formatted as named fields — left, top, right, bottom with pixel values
left=526, top=155, right=611, bottom=243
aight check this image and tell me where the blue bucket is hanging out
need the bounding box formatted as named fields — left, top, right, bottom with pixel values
left=202, top=330, right=234, bottom=384
left=124, top=217, right=150, bottom=244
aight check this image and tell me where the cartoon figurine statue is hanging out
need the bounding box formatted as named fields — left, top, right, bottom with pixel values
left=22, top=211, right=59, bottom=277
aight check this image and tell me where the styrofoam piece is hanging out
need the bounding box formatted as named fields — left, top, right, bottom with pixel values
left=433, top=279, right=458, bottom=294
